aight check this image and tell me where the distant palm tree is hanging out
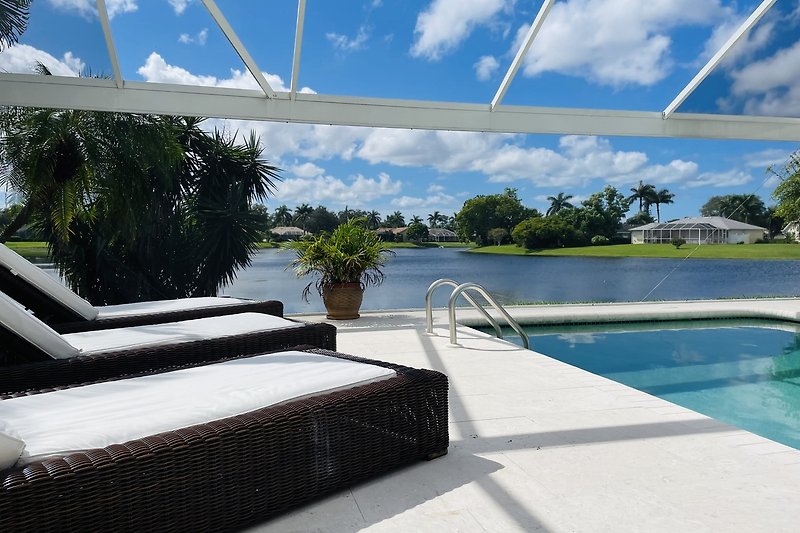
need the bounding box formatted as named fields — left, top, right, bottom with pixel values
left=427, top=210, right=447, bottom=228
left=385, top=211, right=405, bottom=227
left=272, top=204, right=293, bottom=226
left=365, top=210, right=382, bottom=229
left=653, top=189, right=674, bottom=222
left=0, top=0, right=31, bottom=50
left=410, top=215, right=423, bottom=225
left=293, top=203, right=313, bottom=230
left=546, top=192, right=574, bottom=216
left=627, top=180, right=657, bottom=213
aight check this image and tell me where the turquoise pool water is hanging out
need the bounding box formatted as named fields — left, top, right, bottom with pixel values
left=499, top=320, right=800, bottom=450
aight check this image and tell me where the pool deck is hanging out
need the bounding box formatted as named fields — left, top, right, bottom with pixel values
left=256, top=299, right=800, bottom=532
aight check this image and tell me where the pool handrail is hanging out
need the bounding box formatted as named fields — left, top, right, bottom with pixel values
left=425, top=279, right=502, bottom=339
left=447, top=282, right=530, bottom=349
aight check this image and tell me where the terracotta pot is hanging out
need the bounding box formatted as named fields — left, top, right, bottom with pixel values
left=322, top=283, right=364, bottom=320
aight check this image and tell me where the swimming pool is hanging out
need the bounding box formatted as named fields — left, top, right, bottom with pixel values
left=495, top=319, right=800, bottom=450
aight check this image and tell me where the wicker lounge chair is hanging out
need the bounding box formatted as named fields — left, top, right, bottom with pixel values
left=0, top=289, right=336, bottom=395
left=0, top=347, right=449, bottom=533
left=0, top=243, right=284, bottom=333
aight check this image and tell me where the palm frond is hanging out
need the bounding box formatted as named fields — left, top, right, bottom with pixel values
left=0, top=0, right=31, bottom=50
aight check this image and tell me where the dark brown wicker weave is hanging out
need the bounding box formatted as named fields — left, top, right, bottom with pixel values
left=0, top=348, right=449, bottom=533
left=0, top=319, right=336, bottom=395
left=0, top=262, right=284, bottom=331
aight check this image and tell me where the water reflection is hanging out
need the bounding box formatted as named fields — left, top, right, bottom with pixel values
left=32, top=248, right=800, bottom=314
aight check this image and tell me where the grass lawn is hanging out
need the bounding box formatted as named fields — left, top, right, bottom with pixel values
left=469, top=243, right=800, bottom=260
left=387, top=241, right=473, bottom=249
left=4, top=241, right=50, bottom=257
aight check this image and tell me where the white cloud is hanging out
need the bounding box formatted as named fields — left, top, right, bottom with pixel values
left=722, top=41, right=800, bottom=116
left=358, top=129, right=513, bottom=171
left=134, top=57, right=767, bottom=198
left=179, top=28, right=208, bottom=45
left=702, top=14, right=774, bottom=67
left=0, top=44, right=84, bottom=76
left=411, top=0, right=510, bottom=60
left=48, top=0, right=137, bottom=19
left=474, top=55, right=499, bottom=81
left=169, top=0, right=192, bottom=15
left=731, top=41, right=800, bottom=95
left=391, top=192, right=457, bottom=209
left=290, top=162, right=325, bottom=178
left=326, top=26, right=370, bottom=52
left=274, top=172, right=402, bottom=207
left=517, top=0, right=723, bottom=86
left=137, top=52, right=316, bottom=94
left=684, top=169, right=752, bottom=188
left=742, top=148, right=793, bottom=170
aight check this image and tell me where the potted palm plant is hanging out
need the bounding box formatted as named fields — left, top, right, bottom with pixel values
left=284, top=218, right=394, bottom=319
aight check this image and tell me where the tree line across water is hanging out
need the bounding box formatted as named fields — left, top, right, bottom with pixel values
left=1, top=100, right=798, bottom=304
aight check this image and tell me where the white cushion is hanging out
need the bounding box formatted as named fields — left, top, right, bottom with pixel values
left=95, top=296, right=253, bottom=319
left=0, top=426, right=25, bottom=471
left=0, top=350, right=395, bottom=466
left=0, top=244, right=98, bottom=320
left=0, top=290, right=81, bottom=359
left=63, top=312, right=302, bottom=354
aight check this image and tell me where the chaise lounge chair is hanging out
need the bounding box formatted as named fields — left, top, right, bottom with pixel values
left=0, top=289, right=336, bottom=395
left=0, top=243, right=284, bottom=333
left=0, top=347, right=449, bottom=532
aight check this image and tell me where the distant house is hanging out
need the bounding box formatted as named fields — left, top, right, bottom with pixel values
left=374, top=227, right=409, bottom=241
left=630, top=216, right=766, bottom=245
left=427, top=228, right=458, bottom=242
left=270, top=226, right=306, bottom=241
left=782, top=222, right=800, bottom=241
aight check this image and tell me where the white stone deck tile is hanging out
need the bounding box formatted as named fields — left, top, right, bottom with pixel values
left=260, top=306, right=800, bottom=532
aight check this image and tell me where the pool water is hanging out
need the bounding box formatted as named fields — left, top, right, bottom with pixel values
left=498, top=320, right=800, bottom=450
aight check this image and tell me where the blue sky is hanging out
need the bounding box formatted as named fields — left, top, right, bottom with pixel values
left=2, top=0, right=799, bottom=223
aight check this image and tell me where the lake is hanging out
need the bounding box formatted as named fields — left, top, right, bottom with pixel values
left=217, top=248, right=800, bottom=314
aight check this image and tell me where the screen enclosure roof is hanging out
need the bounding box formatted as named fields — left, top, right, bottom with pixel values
left=0, top=0, right=799, bottom=142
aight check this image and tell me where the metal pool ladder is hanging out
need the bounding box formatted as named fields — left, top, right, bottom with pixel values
left=425, top=279, right=530, bottom=349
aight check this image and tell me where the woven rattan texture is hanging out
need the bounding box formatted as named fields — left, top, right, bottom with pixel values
left=0, top=348, right=449, bottom=532
left=0, top=321, right=337, bottom=395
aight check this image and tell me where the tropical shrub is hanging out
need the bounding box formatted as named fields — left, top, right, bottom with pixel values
left=487, top=227, right=509, bottom=245
left=284, top=218, right=394, bottom=301
left=456, top=188, right=538, bottom=243
left=512, top=216, right=583, bottom=249
left=672, top=237, right=686, bottom=249
left=405, top=221, right=429, bottom=242
left=1, top=110, right=280, bottom=304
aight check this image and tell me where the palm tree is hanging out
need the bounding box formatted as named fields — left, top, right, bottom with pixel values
left=272, top=204, right=293, bottom=226
left=293, top=203, right=313, bottom=230
left=652, top=188, right=674, bottom=222
left=410, top=215, right=423, bottom=225
left=365, top=210, right=382, bottom=229
left=384, top=211, right=405, bottom=227
left=546, top=192, right=574, bottom=216
left=627, top=180, right=657, bottom=213
left=2, top=109, right=281, bottom=304
left=0, top=0, right=31, bottom=50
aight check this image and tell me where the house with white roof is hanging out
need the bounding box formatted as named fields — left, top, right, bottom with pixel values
left=630, top=216, right=766, bottom=245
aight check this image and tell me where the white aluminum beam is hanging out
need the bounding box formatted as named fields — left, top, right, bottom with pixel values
left=200, top=0, right=276, bottom=98
left=290, top=0, right=307, bottom=100
left=96, top=0, right=123, bottom=88
left=663, top=0, right=777, bottom=119
left=490, top=0, right=555, bottom=111
left=1, top=74, right=799, bottom=141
